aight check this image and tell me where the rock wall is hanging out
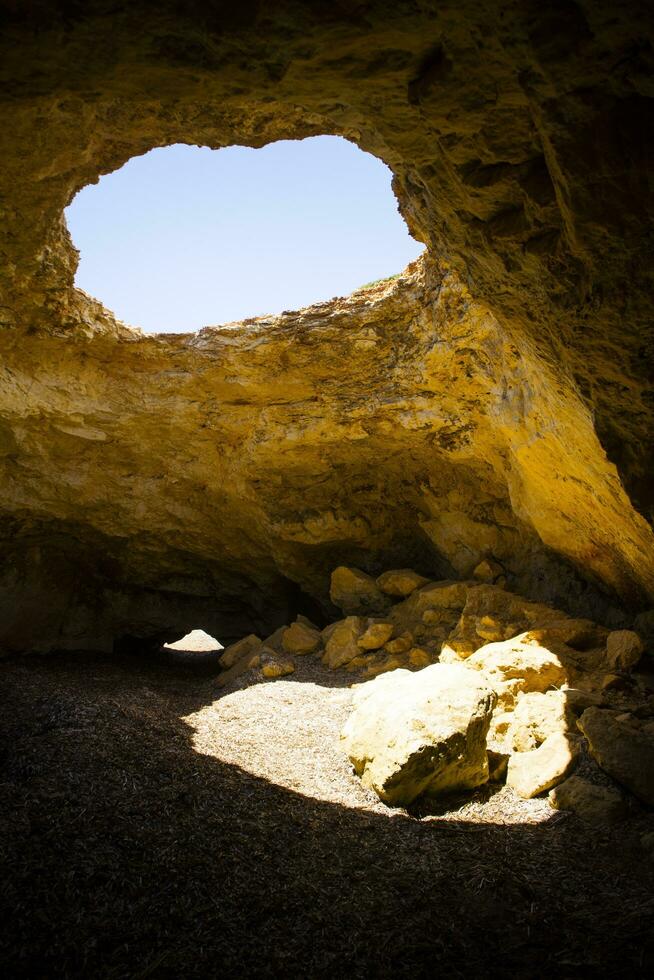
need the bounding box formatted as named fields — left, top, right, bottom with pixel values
left=0, top=1, right=653, bottom=651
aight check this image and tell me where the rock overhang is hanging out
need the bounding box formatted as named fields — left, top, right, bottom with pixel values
left=1, top=1, right=653, bottom=652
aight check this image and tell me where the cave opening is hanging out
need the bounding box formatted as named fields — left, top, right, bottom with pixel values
left=64, top=135, right=424, bottom=334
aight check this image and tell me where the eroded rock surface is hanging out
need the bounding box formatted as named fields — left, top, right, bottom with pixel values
left=1, top=2, right=654, bottom=651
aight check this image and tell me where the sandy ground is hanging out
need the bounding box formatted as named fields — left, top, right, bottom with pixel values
left=1, top=648, right=654, bottom=978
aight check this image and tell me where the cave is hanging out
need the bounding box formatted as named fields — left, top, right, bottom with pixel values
left=1, top=2, right=654, bottom=976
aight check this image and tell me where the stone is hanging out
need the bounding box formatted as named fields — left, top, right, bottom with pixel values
left=548, top=776, right=627, bottom=826
left=376, top=568, right=430, bottom=597
left=262, top=626, right=287, bottom=653
left=261, top=656, right=295, bottom=679
left=408, top=647, right=432, bottom=669
left=507, top=734, right=579, bottom=799
left=465, top=634, right=568, bottom=706
left=357, top=622, right=394, bottom=651
left=364, top=654, right=408, bottom=679
left=577, top=707, right=654, bottom=806
left=422, top=609, right=446, bottom=626
left=216, top=651, right=262, bottom=688
left=510, top=690, right=570, bottom=752
left=219, top=634, right=262, bottom=670
left=323, top=616, right=365, bottom=669
left=605, top=630, right=644, bottom=671
left=330, top=567, right=388, bottom=616
left=341, top=663, right=496, bottom=806
left=384, top=632, right=414, bottom=655
left=282, top=621, right=321, bottom=655
left=472, top=559, right=504, bottom=583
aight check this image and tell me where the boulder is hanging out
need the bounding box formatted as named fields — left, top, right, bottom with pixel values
left=323, top=616, right=365, bottom=669
left=330, top=566, right=389, bottom=616
left=511, top=690, right=570, bottom=752
left=548, top=775, right=627, bottom=826
left=341, top=663, right=496, bottom=806
left=282, top=621, right=321, bottom=655
left=376, top=568, right=430, bottom=597
left=219, top=633, right=262, bottom=669
left=507, top=733, right=579, bottom=799
left=605, top=630, right=644, bottom=671
left=357, top=621, right=394, bottom=651
left=465, top=634, right=568, bottom=706
left=577, top=707, right=654, bottom=806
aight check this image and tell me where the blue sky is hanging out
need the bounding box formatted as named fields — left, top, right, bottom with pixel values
left=65, top=136, right=424, bottom=333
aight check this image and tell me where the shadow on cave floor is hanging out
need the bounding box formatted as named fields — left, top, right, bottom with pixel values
left=1, top=651, right=654, bottom=979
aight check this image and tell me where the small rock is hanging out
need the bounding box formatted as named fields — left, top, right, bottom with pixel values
left=262, top=625, right=287, bottom=653
left=357, top=622, right=394, bottom=650
left=472, top=558, right=504, bottom=583
left=341, top=663, right=496, bottom=806
left=216, top=651, right=262, bottom=688
left=282, top=621, right=321, bottom=655
left=507, top=733, right=579, bottom=799
left=219, top=633, right=261, bottom=669
left=408, top=647, right=432, bottom=669
left=548, top=775, right=627, bottom=826
left=364, top=654, right=407, bottom=678
left=376, top=568, right=430, bottom=596
left=323, top=616, right=365, bottom=669
left=601, top=672, right=627, bottom=691
left=330, top=566, right=388, bottom=616
left=475, top=615, right=505, bottom=642
left=384, top=631, right=414, bottom=654
left=578, top=706, right=654, bottom=806
left=261, top=656, right=295, bottom=679
left=422, top=608, right=446, bottom=625
left=605, top=630, right=644, bottom=671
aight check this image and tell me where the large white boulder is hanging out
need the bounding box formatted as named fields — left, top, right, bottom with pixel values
left=341, top=663, right=496, bottom=806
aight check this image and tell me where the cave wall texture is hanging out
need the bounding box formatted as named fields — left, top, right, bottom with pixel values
left=0, top=0, right=653, bottom=652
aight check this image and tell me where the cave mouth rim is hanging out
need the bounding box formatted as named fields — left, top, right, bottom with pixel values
left=63, top=135, right=426, bottom=338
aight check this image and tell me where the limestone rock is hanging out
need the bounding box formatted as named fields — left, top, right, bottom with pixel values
left=472, top=559, right=505, bottom=584
left=341, top=663, right=496, bottom=806
left=357, top=622, right=394, bottom=651
left=408, top=647, right=432, bottom=669
left=261, top=656, right=295, bottom=679
left=216, top=651, right=262, bottom=688
left=465, top=634, right=568, bottom=706
left=605, top=630, right=644, bottom=671
left=2, top=4, right=654, bottom=654
left=282, top=621, right=321, bottom=655
left=548, top=776, right=627, bottom=826
left=511, top=691, right=570, bottom=752
left=376, top=569, right=430, bottom=597
left=384, top=632, right=414, bottom=655
left=507, top=734, right=579, bottom=799
left=330, top=567, right=388, bottom=617
left=323, top=616, right=364, bottom=669
left=219, top=634, right=262, bottom=670
left=578, top=707, right=654, bottom=807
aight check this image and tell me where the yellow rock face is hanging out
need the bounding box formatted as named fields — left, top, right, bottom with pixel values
left=1, top=5, right=653, bottom=652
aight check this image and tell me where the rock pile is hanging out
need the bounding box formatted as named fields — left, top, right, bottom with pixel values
left=216, top=565, right=654, bottom=813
